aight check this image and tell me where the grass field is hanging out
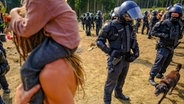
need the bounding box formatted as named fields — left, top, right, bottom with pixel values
left=1, top=23, right=184, bottom=104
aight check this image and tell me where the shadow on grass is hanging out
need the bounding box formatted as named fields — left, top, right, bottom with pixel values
left=134, top=58, right=153, bottom=68
left=116, top=98, right=131, bottom=104
left=170, top=61, right=184, bottom=69
left=175, top=83, right=184, bottom=100
left=161, top=83, right=184, bottom=104
left=166, top=97, right=177, bottom=104
left=175, top=45, right=184, bottom=49
left=174, top=52, right=184, bottom=57
left=165, top=82, right=184, bottom=104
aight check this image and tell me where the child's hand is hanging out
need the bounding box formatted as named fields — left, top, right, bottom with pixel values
left=10, top=7, right=23, bottom=20
left=10, top=7, right=22, bottom=14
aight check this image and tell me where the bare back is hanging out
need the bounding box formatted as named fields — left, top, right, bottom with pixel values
left=39, top=58, right=77, bottom=104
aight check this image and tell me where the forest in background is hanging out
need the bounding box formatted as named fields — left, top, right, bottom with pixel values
left=0, top=0, right=183, bottom=19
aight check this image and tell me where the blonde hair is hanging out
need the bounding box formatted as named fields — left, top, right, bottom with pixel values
left=66, top=53, right=85, bottom=92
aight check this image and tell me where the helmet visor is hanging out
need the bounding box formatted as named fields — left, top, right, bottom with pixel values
left=127, top=7, right=143, bottom=19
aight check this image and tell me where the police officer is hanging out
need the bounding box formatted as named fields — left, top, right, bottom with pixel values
left=90, top=13, right=95, bottom=30
left=96, top=1, right=142, bottom=104
left=149, top=6, right=183, bottom=86
left=148, top=10, right=159, bottom=39
left=0, top=40, right=10, bottom=104
left=80, top=13, right=85, bottom=30
left=0, top=40, right=10, bottom=94
left=84, top=12, right=91, bottom=36
left=141, top=11, right=149, bottom=34
left=135, top=18, right=141, bottom=33
left=95, top=10, right=103, bottom=36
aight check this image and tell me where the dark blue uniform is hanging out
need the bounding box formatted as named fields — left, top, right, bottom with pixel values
left=95, top=14, right=103, bottom=36
left=80, top=14, right=85, bottom=30
left=149, top=19, right=183, bottom=85
left=96, top=19, right=139, bottom=104
left=0, top=41, right=10, bottom=104
left=97, top=1, right=142, bottom=103
left=141, top=12, right=149, bottom=34
left=163, top=11, right=170, bottom=20
left=90, top=13, right=95, bottom=30
left=135, top=18, right=141, bottom=33
left=84, top=13, right=91, bottom=36
left=0, top=41, right=10, bottom=94
left=148, top=11, right=159, bottom=38
left=148, top=5, right=183, bottom=86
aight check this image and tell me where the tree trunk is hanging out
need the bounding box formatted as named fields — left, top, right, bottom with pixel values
left=166, top=0, right=169, bottom=7
left=87, top=0, right=89, bottom=11
left=94, top=0, right=96, bottom=13
left=147, top=0, right=150, bottom=8
left=117, top=0, right=120, bottom=6
left=169, top=0, right=173, bottom=5
left=4, top=0, right=7, bottom=8
left=156, top=0, right=158, bottom=7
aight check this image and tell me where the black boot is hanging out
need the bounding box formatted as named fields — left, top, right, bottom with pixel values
left=104, top=102, right=111, bottom=104
left=156, top=73, right=163, bottom=79
left=149, top=75, right=157, bottom=86
left=114, top=92, right=129, bottom=100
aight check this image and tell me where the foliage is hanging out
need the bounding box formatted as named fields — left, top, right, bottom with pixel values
left=102, top=0, right=116, bottom=13
left=1, top=0, right=21, bottom=13
left=0, top=1, right=6, bottom=13
left=4, top=0, right=184, bottom=18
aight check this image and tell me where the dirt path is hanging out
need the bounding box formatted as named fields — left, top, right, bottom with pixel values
left=2, top=25, right=184, bottom=104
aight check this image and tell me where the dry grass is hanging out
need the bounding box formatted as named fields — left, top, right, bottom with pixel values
left=1, top=24, right=184, bottom=104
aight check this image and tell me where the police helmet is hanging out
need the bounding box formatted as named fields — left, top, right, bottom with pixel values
left=144, top=11, right=148, bottom=15
left=118, top=1, right=143, bottom=19
left=111, top=7, right=119, bottom=20
left=152, top=10, right=158, bottom=16
left=169, top=5, right=183, bottom=17
left=112, top=7, right=119, bottom=17
left=174, top=3, right=182, bottom=8
left=86, top=12, right=90, bottom=16
left=90, top=13, right=94, bottom=16
left=97, top=10, right=102, bottom=15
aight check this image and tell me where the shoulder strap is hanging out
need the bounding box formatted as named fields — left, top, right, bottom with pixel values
left=111, top=20, right=124, bottom=31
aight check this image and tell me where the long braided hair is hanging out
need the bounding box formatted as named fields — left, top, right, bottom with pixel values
left=12, top=2, right=85, bottom=93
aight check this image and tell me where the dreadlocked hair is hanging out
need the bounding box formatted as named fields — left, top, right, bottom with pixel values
left=12, top=6, right=46, bottom=63
left=12, top=30, right=46, bottom=61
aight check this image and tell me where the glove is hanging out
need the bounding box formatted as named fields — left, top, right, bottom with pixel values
left=110, top=50, right=121, bottom=58
left=126, top=54, right=138, bottom=62
left=102, top=46, right=111, bottom=54
left=0, top=50, right=4, bottom=63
